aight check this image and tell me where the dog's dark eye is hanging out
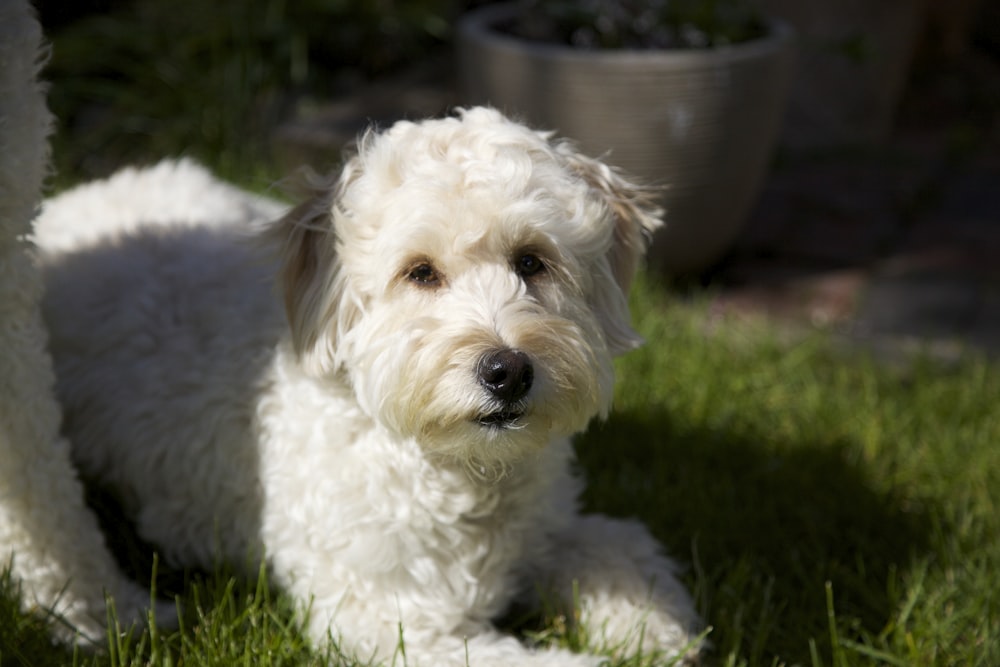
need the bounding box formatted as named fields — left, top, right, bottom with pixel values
left=515, top=253, right=545, bottom=279
left=406, top=262, right=441, bottom=287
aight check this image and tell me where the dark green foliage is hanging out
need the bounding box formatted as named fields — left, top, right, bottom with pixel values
left=44, top=0, right=457, bottom=183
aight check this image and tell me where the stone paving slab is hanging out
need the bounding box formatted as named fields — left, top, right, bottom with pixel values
left=708, top=266, right=867, bottom=328
left=855, top=274, right=983, bottom=340
left=967, top=286, right=1000, bottom=351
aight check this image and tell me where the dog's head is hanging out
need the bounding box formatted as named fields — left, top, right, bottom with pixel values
left=273, top=107, right=662, bottom=472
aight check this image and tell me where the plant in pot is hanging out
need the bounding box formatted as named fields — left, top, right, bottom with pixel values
left=457, top=0, right=796, bottom=275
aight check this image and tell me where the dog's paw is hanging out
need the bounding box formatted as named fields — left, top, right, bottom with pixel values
left=108, top=588, right=179, bottom=636
left=582, top=597, right=702, bottom=664
left=469, top=647, right=606, bottom=667
left=403, top=632, right=608, bottom=667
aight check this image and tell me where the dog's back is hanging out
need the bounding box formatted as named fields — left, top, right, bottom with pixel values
left=37, top=162, right=287, bottom=567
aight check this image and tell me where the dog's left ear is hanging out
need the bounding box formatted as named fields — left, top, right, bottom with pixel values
left=555, top=143, right=664, bottom=355
left=269, top=161, right=364, bottom=375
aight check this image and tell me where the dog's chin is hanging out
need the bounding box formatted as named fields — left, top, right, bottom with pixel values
left=412, top=409, right=554, bottom=476
left=475, top=406, right=527, bottom=431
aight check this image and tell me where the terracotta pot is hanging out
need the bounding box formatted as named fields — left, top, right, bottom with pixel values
left=457, top=3, right=796, bottom=274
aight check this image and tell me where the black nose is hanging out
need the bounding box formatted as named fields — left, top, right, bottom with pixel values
left=478, top=349, right=534, bottom=403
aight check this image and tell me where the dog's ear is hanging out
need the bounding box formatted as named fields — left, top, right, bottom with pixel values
left=555, top=143, right=664, bottom=355
left=555, top=143, right=663, bottom=291
left=270, top=160, right=363, bottom=375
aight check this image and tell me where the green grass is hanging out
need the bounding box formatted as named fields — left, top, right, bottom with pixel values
left=4, top=278, right=999, bottom=666
left=577, top=279, right=1000, bottom=666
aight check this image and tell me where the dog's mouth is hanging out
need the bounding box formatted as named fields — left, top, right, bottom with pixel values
left=476, top=408, right=525, bottom=430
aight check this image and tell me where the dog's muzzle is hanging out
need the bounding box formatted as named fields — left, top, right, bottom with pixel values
left=476, top=349, right=533, bottom=428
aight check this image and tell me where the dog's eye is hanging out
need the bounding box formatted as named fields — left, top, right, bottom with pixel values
left=406, top=262, right=441, bottom=287
left=514, top=253, right=545, bottom=279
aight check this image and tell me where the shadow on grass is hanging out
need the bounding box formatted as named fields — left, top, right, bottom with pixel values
left=575, top=408, right=932, bottom=665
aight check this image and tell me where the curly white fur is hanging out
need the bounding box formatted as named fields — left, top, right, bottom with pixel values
left=36, top=108, right=701, bottom=664
left=0, top=0, right=168, bottom=643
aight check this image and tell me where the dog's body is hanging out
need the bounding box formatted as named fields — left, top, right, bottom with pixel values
left=37, top=109, right=699, bottom=665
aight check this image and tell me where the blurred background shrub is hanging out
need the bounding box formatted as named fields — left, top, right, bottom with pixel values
left=38, top=0, right=458, bottom=181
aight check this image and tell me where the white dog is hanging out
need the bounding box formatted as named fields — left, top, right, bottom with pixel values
left=36, top=107, right=701, bottom=665
left=0, top=0, right=168, bottom=643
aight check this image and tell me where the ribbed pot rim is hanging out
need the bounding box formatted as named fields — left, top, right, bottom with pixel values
left=457, top=2, right=795, bottom=67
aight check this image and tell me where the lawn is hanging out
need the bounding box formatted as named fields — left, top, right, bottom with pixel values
left=586, top=282, right=1000, bottom=665
left=4, top=2, right=999, bottom=664
left=3, top=278, right=998, bottom=666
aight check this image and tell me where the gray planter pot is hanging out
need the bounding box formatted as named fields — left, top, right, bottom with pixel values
left=457, top=3, right=796, bottom=274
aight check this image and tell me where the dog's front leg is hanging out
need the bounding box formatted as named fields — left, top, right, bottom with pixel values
left=402, top=628, right=607, bottom=667
left=540, top=514, right=703, bottom=663
left=303, top=599, right=604, bottom=667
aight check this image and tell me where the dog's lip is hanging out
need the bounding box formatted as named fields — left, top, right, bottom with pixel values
left=476, top=409, right=525, bottom=429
